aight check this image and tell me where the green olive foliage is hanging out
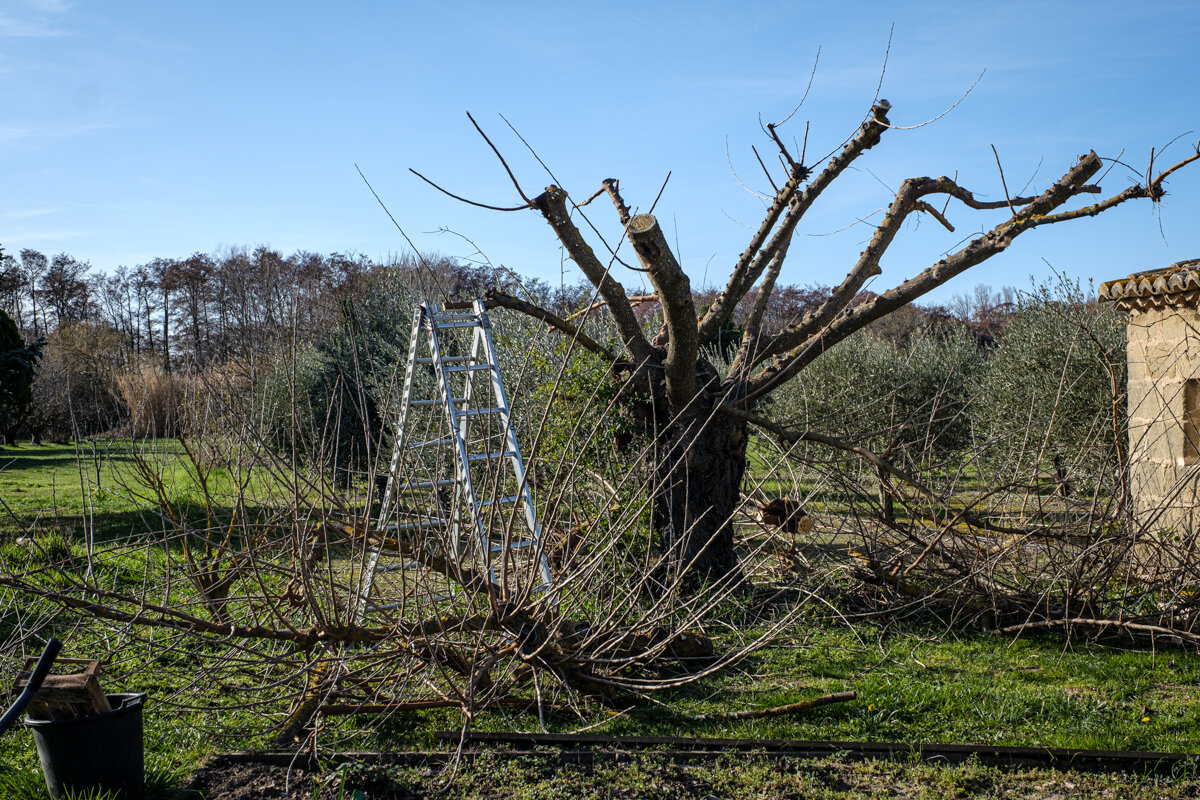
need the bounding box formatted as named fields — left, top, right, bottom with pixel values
left=772, top=326, right=986, bottom=470
left=976, top=278, right=1126, bottom=478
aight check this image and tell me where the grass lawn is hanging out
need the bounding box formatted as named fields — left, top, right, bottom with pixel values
left=2, top=440, right=1199, bottom=798
left=0, top=439, right=200, bottom=540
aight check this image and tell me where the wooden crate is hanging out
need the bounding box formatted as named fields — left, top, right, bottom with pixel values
left=15, top=658, right=112, bottom=720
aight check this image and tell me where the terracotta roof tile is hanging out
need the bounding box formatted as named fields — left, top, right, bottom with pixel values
left=1099, top=259, right=1200, bottom=310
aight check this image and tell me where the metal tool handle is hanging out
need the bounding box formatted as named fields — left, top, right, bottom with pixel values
left=0, top=638, right=62, bottom=736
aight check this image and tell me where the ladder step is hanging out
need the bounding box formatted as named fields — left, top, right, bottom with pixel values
left=477, top=495, right=520, bottom=509
left=432, top=320, right=481, bottom=329
left=383, top=520, right=451, bottom=532
left=459, top=407, right=505, bottom=417
left=412, top=397, right=474, bottom=406
left=489, top=540, right=537, bottom=552
left=368, top=592, right=454, bottom=611
left=414, top=397, right=488, bottom=409
left=443, top=364, right=495, bottom=373
left=431, top=312, right=479, bottom=322
left=371, top=561, right=420, bottom=573
left=468, top=450, right=517, bottom=462
left=416, top=356, right=471, bottom=364
left=406, top=437, right=454, bottom=448
left=395, top=479, right=455, bottom=491
left=366, top=601, right=406, bottom=611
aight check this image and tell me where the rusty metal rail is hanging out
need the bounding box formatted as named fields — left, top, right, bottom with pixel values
left=432, top=730, right=1199, bottom=774
left=206, top=731, right=1200, bottom=776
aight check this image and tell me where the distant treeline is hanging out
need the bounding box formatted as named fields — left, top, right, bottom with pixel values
left=0, top=242, right=1039, bottom=444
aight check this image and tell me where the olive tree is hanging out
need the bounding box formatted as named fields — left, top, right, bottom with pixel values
left=423, top=101, right=1197, bottom=591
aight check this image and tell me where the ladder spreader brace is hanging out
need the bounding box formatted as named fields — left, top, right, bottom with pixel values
left=358, top=300, right=553, bottom=619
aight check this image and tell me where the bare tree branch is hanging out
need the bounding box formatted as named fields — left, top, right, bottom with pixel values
left=750, top=145, right=780, bottom=193
left=601, top=178, right=632, bottom=227
left=566, top=293, right=659, bottom=322
left=991, top=144, right=1017, bottom=217
left=741, top=151, right=1109, bottom=403
left=727, top=235, right=792, bottom=378
left=696, top=101, right=893, bottom=345
left=466, top=110, right=533, bottom=205
left=627, top=213, right=698, bottom=407
left=735, top=171, right=945, bottom=380
left=481, top=289, right=616, bottom=361
left=531, top=186, right=654, bottom=363
left=409, top=168, right=530, bottom=212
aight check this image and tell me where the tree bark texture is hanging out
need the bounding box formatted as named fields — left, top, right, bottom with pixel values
left=648, top=390, right=747, bottom=591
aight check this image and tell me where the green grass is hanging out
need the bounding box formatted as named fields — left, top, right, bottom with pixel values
left=692, top=624, right=1200, bottom=752
left=0, top=440, right=196, bottom=540
left=3, top=439, right=1200, bottom=798
left=0, top=439, right=301, bottom=540
left=402, top=620, right=1199, bottom=754
left=276, top=751, right=1200, bottom=799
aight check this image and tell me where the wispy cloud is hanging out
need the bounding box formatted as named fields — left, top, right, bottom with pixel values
left=1, top=208, right=58, bottom=220
left=28, top=0, right=71, bottom=12
left=0, top=120, right=121, bottom=147
left=0, top=125, right=37, bottom=145
left=0, top=228, right=96, bottom=244
left=0, top=0, right=71, bottom=38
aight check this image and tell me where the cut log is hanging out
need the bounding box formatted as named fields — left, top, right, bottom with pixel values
left=759, top=498, right=813, bottom=534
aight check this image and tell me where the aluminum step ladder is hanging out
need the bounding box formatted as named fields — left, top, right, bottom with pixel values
left=357, top=300, right=553, bottom=619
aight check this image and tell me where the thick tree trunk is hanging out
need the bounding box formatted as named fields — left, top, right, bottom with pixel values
left=651, top=403, right=747, bottom=591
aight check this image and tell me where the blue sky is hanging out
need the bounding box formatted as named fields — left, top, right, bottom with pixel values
left=2, top=1, right=1198, bottom=303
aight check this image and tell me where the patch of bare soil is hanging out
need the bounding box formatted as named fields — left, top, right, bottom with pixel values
left=176, top=758, right=320, bottom=800
left=175, top=751, right=1200, bottom=799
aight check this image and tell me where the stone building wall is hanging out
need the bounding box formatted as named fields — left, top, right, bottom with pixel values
left=1125, top=303, right=1200, bottom=536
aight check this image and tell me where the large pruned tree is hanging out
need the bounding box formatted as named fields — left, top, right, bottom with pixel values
left=421, top=100, right=1197, bottom=591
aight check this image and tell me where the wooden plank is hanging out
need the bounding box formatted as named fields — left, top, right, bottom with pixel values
left=16, top=658, right=111, bottom=720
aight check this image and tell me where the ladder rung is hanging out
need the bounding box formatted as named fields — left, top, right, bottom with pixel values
left=478, top=495, right=520, bottom=509
left=433, top=320, right=480, bottom=329
left=411, top=396, right=474, bottom=406
left=412, top=398, right=477, bottom=410
left=459, top=407, right=505, bottom=417
left=443, top=364, right=495, bottom=373
left=406, top=437, right=454, bottom=448
left=396, top=479, right=455, bottom=491
left=431, top=312, right=479, bottom=321
left=366, top=601, right=406, bottom=611
left=383, top=520, right=450, bottom=532
left=372, top=561, right=420, bottom=573
left=416, top=356, right=471, bottom=363
left=369, top=592, right=454, bottom=611
left=468, top=450, right=517, bottom=462
left=489, top=540, right=537, bottom=552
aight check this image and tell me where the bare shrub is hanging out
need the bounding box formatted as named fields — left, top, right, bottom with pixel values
left=757, top=286, right=1200, bottom=650
left=26, top=322, right=125, bottom=441
left=114, top=365, right=192, bottom=438
left=0, top=303, right=825, bottom=751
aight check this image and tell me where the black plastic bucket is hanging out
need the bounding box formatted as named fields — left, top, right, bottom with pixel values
left=25, top=692, right=146, bottom=799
